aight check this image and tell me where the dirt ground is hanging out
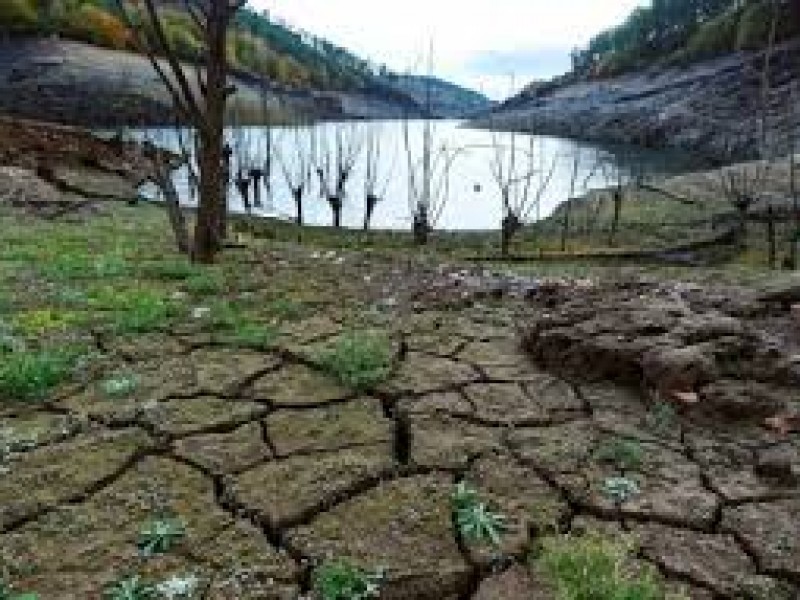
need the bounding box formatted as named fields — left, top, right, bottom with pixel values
left=0, top=120, right=798, bottom=599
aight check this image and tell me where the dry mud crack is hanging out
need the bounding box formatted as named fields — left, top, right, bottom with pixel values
left=1, top=292, right=799, bottom=599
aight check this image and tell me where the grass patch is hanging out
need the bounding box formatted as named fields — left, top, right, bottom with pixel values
left=313, top=560, right=383, bottom=600
left=39, top=252, right=131, bottom=281
left=265, top=297, right=305, bottom=322
left=140, top=259, right=202, bottom=282
left=0, top=348, right=78, bottom=402
left=594, top=437, right=644, bottom=471
left=90, top=288, right=176, bottom=334
left=12, top=309, right=80, bottom=336
left=0, top=579, right=38, bottom=600
left=536, top=534, right=667, bottom=600
left=183, top=272, right=225, bottom=296
left=316, top=331, right=393, bottom=392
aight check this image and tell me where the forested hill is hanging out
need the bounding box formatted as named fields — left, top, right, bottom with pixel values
left=379, top=74, right=494, bottom=118
left=0, top=0, right=489, bottom=116
left=0, top=0, right=379, bottom=90
left=571, top=0, right=800, bottom=79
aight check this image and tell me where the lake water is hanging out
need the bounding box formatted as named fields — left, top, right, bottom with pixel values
left=131, top=120, right=703, bottom=231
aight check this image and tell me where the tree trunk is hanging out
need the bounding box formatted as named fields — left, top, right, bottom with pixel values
left=561, top=201, right=572, bottom=252
left=292, top=187, right=303, bottom=226
left=192, top=2, right=229, bottom=263
left=154, top=167, right=191, bottom=255
left=767, top=205, right=776, bottom=269
left=609, top=189, right=622, bottom=247
left=193, top=129, right=225, bottom=263
left=330, top=196, right=342, bottom=228
left=364, top=195, right=378, bottom=231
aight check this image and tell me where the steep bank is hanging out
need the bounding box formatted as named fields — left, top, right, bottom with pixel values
left=474, top=39, right=800, bottom=161
left=0, top=38, right=425, bottom=126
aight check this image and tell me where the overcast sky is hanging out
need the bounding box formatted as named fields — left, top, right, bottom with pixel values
left=252, top=0, right=644, bottom=99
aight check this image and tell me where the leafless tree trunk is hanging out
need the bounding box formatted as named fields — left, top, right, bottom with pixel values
left=317, top=124, right=362, bottom=228
left=488, top=123, right=556, bottom=256
left=277, top=125, right=314, bottom=228
left=115, top=0, right=245, bottom=264
left=363, top=126, right=393, bottom=231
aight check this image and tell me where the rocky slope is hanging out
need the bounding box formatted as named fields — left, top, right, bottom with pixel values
left=475, top=39, right=800, bottom=161
left=380, top=74, right=494, bottom=118
left=0, top=38, right=425, bottom=127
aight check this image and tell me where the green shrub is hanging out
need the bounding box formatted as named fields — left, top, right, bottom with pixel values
left=313, top=561, right=383, bottom=600
left=0, top=349, right=76, bottom=402
left=316, top=331, right=392, bottom=392
left=537, top=534, right=666, bottom=600
left=0, top=0, right=40, bottom=33
left=736, top=1, right=774, bottom=50
left=680, top=9, right=739, bottom=61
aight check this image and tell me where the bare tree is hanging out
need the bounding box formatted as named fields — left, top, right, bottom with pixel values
left=138, top=125, right=194, bottom=254
left=276, top=124, right=315, bottom=227
left=488, top=127, right=556, bottom=257
left=316, top=123, right=362, bottom=228
left=115, top=0, right=245, bottom=263
left=560, top=148, right=601, bottom=252
left=362, top=125, right=394, bottom=231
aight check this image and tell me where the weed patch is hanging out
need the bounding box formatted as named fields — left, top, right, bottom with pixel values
left=316, top=331, right=392, bottom=392
left=0, top=349, right=78, bottom=402
left=536, top=534, right=666, bottom=600
left=313, top=560, right=383, bottom=600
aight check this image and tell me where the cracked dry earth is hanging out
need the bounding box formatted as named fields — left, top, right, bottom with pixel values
left=1, top=264, right=799, bottom=599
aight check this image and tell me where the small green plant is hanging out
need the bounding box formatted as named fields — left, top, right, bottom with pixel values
left=602, top=476, right=641, bottom=505
left=451, top=482, right=507, bottom=547
left=594, top=437, right=643, bottom=471
left=183, top=273, right=224, bottom=296
left=0, top=579, right=39, bottom=600
left=101, top=374, right=139, bottom=398
left=224, top=322, right=279, bottom=349
left=313, top=561, right=383, bottom=600
left=104, top=576, right=157, bottom=600
left=266, top=298, right=304, bottom=322
left=109, top=292, right=174, bottom=334
left=316, top=331, right=392, bottom=392
left=137, top=517, right=186, bottom=557
left=646, top=402, right=676, bottom=435
left=141, top=260, right=200, bottom=282
left=537, top=533, right=665, bottom=600
left=0, top=349, right=75, bottom=401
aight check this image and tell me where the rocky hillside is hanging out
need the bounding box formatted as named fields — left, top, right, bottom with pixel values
left=474, top=39, right=800, bottom=161
left=0, top=38, right=424, bottom=127
left=380, top=74, right=493, bottom=118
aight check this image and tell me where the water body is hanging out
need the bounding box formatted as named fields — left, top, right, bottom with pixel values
left=131, top=120, right=705, bottom=231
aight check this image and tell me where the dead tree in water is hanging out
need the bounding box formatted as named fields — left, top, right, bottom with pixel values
left=277, top=125, right=315, bottom=227
left=488, top=127, right=556, bottom=257
left=363, top=126, right=394, bottom=231
left=316, top=124, right=362, bottom=228
left=115, top=0, right=246, bottom=263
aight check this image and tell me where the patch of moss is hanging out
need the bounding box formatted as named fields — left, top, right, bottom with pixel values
left=536, top=533, right=667, bottom=600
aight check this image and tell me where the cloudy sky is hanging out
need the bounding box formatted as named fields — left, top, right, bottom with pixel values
left=253, top=0, right=644, bottom=99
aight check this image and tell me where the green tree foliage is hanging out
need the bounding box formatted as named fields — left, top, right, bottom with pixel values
left=0, top=1, right=380, bottom=91
left=0, top=0, right=39, bottom=33
left=572, top=0, right=800, bottom=78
